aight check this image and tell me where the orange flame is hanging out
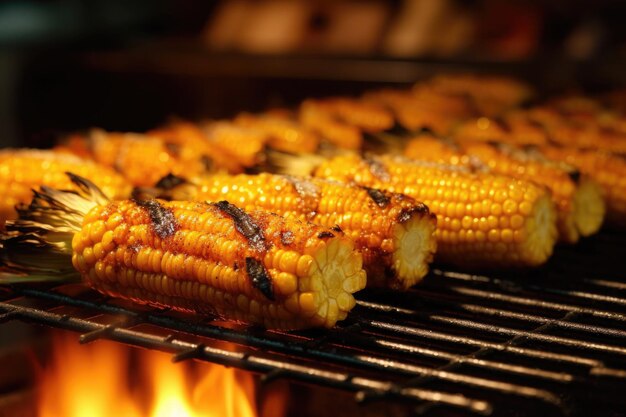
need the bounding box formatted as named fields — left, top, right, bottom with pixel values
left=36, top=332, right=262, bottom=417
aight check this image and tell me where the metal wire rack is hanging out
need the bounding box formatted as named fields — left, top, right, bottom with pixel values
left=1, top=230, right=625, bottom=416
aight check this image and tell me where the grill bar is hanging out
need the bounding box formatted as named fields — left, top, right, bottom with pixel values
left=1, top=231, right=625, bottom=416
left=0, top=298, right=493, bottom=414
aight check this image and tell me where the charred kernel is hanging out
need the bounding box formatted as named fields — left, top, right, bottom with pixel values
left=133, top=199, right=178, bottom=239
left=245, top=257, right=275, bottom=300
left=213, top=201, right=268, bottom=252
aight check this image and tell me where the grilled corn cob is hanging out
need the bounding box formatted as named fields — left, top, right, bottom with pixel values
left=148, top=121, right=246, bottom=174
left=362, top=89, right=462, bottom=136
left=153, top=173, right=437, bottom=290
left=56, top=129, right=215, bottom=187
left=0, top=149, right=131, bottom=225
left=526, top=107, right=626, bottom=154
left=538, top=145, right=626, bottom=228
left=426, top=74, right=534, bottom=115
left=0, top=175, right=366, bottom=329
left=234, top=112, right=320, bottom=154
left=280, top=152, right=559, bottom=268
left=299, top=98, right=394, bottom=150
left=202, top=121, right=267, bottom=168
left=403, top=136, right=605, bottom=243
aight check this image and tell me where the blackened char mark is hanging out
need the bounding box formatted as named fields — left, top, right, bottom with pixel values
left=164, top=142, right=181, bottom=157
left=282, top=175, right=320, bottom=215
left=492, top=117, right=512, bottom=133
left=213, top=201, right=268, bottom=252
left=201, top=155, right=214, bottom=171
left=133, top=199, right=178, bottom=238
left=568, top=169, right=581, bottom=183
left=155, top=173, right=187, bottom=190
left=363, top=154, right=391, bottom=182
left=397, top=203, right=429, bottom=223
left=330, top=225, right=343, bottom=233
left=360, top=186, right=391, bottom=208
left=245, top=257, right=275, bottom=300
left=317, top=231, right=335, bottom=239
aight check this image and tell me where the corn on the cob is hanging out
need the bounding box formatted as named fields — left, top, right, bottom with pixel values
left=299, top=98, right=394, bottom=150
left=362, top=89, right=462, bottom=136
left=526, top=107, right=626, bottom=154
left=154, top=173, right=437, bottom=290
left=308, top=153, right=558, bottom=268
left=233, top=112, right=320, bottom=154
left=0, top=149, right=131, bottom=225
left=299, top=100, right=365, bottom=150
left=148, top=121, right=246, bottom=174
left=55, top=129, right=215, bottom=187
left=403, top=136, right=605, bottom=243
left=201, top=121, right=267, bottom=168
left=538, top=145, right=626, bottom=228
left=426, top=74, right=534, bottom=115
left=0, top=175, right=366, bottom=329
left=452, top=117, right=510, bottom=144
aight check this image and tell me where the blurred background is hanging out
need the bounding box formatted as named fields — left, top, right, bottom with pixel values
left=1, top=0, right=626, bottom=147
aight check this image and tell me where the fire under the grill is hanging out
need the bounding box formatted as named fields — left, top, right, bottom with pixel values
left=1, top=229, right=625, bottom=416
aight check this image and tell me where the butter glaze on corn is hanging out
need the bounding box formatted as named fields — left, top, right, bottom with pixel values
left=312, top=153, right=558, bottom=268
left=157, top=173, right=437, bottom=289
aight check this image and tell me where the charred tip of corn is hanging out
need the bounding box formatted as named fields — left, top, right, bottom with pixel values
left=522, top=194, right=558, bottom=266
left=305, top=238, right=366, bottom=327
left=573, top=179, right=606, bottom=237
left=390, top=209, right=437, bottom=290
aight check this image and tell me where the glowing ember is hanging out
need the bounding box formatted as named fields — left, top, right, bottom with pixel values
left=36, top=332, right=261, bottom=417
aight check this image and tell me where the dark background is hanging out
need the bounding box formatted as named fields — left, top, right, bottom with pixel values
left=1, top=0, right=626, bottom=147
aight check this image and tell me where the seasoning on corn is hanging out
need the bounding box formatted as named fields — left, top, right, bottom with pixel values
left=0, top=149, right=131, bottom=225
left=403, top=136, right=606, bottom=243
left=0, top=174, right=366, bottom=329
left=267, top=151, right=558, bottom=268
left=153, top=172, right=437, bottom=290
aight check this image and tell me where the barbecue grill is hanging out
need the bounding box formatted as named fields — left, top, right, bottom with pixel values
left=2, top=229, right=625, bottom=417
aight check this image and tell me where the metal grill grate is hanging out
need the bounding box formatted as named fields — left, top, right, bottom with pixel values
left=1, top=230, right=626, bottom=416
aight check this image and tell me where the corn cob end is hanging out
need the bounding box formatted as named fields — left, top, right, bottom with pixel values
left=519, top=193, right=558, bottom=266
left=302, top=236, right=367, bottom=327
left=573, top=178, right=606, bottom=237
left=390, top=206, right=437, bottom=290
